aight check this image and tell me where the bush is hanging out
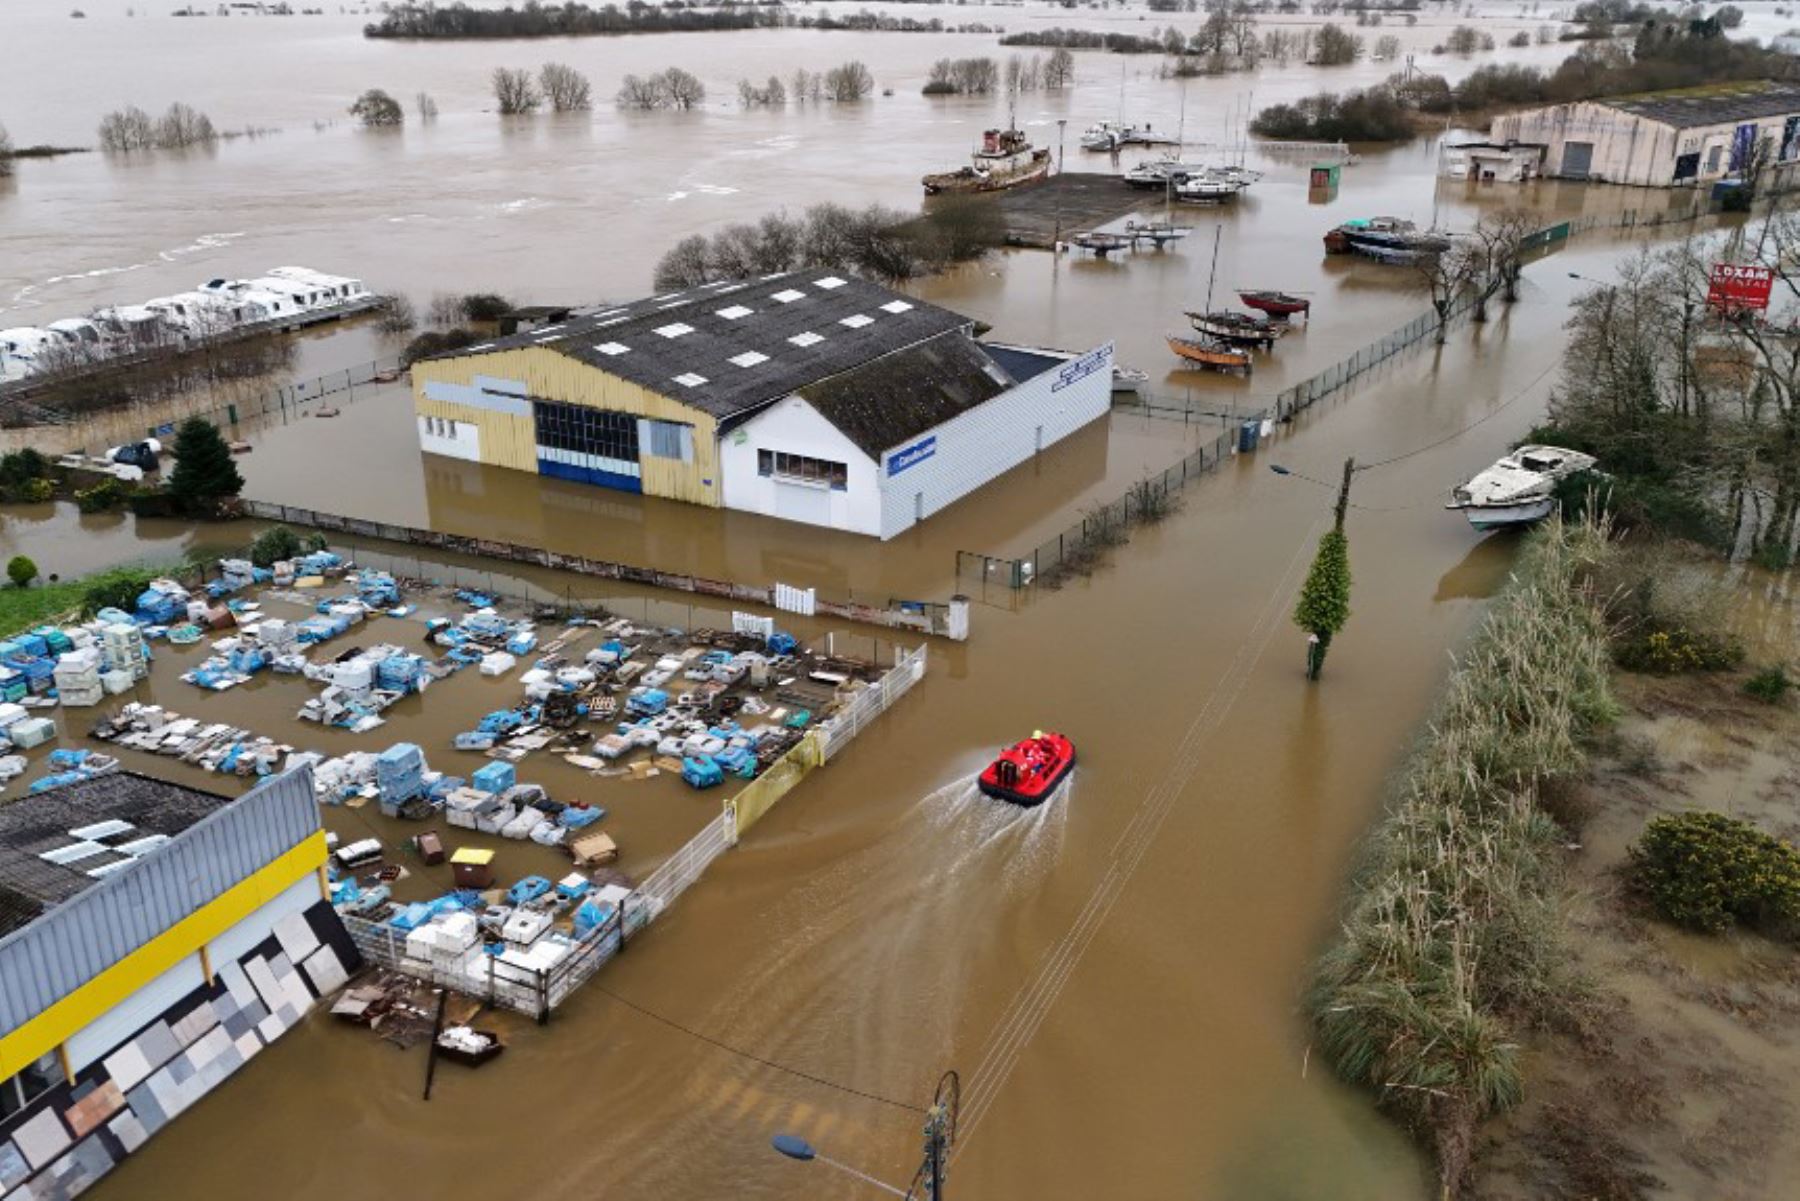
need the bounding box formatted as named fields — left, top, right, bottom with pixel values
left=1630, top=811, right=1800, bottom=934
left=0, top=448, right=53, bottom=503
left=74, top=477, right=127, bottom=514
left=246, top=525, right=324, bottom=567
left=1614, top=626, right=1743, bottom=673
left=460, top=293, right=513, bottom=322
left=1745, top=664, right=1792, bottom=704
left=80, top=566, right=166, bottom=617
left=7, top=556, right=37, bottom=588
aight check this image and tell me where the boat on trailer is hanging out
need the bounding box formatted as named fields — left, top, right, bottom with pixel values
left=1185, top=310, right=1285, bottom=349
left=978, top=732, right=1076, bottom=807
left=1238, top=290, right=1311, bottom=318
left=1167, top=334, right=1252, bottom=376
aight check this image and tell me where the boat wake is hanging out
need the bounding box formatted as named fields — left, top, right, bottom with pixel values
left=4, top=231, right=247, bottom=316
left=604, top=773, right=1070, bottom=1191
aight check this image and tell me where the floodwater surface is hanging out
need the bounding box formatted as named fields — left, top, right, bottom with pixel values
left=0, top=3, right=1751, bottom=1198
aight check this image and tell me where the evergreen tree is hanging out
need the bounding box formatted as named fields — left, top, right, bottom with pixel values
left=1293, top=528, right=1351, bottom=680
left=167, top=418, right=244, bottom=513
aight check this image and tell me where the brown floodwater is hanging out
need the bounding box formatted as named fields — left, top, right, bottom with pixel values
left=0, top=3, right=1756, bottom=1197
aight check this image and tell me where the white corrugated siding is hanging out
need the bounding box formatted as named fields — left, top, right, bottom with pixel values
left=62, top=956, right=206, bottom=1073
left=876, top=343, right=1114, bottom=539
left=0, top=768, right=320, bottom=1038
left=205, top=874, right=318, bottom=968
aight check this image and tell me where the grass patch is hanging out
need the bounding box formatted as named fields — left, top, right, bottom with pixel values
left=1309, top=516, right=1617, bottom=1194
left=0, top=559, right=202, bottom=640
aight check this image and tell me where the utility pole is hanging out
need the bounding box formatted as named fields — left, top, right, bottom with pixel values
left=1334, top=455, right=1355, bottom=533
left=922, top=1097, right=949, bottom=1199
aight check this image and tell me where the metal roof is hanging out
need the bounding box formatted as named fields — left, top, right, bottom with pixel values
left=797, top=338, right=1015, bottom=458
left=430, top=270, right=973, bottom=424
left=0, top=772, right=235, bottom=937
left=1600, top=82, right=1800, bottom=129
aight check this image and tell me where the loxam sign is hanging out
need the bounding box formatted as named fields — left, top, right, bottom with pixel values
left=1050, top=342, right=1115, bottom=393
left=886, top=435, right=937, bottom=477
left=1707, top=262, right=1774, bottom=313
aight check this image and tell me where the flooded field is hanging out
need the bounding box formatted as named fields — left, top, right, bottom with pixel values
left=0, top=1, right=1765, bottom=1197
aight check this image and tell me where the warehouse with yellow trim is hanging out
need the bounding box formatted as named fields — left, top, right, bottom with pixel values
left=0, top=769, right=354, bottom=1197
left=410, top=269, right=1114, bottom=538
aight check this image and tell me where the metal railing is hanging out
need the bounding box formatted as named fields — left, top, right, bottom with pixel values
left=959, top=426, right=1234, bottom=591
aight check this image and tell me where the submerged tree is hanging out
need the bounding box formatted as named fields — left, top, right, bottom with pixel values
left=492, top=67, right=542, bottom=115
left=823, top=60, right=875, bottom=102
left=0, top=122, right=11, bottom=178
left=1044, top=46, right=1075, bottom=88
left=415, top=91, right=439, bottom=121
left=349, top=88, right=405, bottom=127
left=539, top=62, right=592, bottom=112
left=97, top=105, right=156, bottom=151
left=167, top=417, right=244, bottom=514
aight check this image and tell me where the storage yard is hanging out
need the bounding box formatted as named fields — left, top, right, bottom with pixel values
left=0, top=551, right=921, bottom=1024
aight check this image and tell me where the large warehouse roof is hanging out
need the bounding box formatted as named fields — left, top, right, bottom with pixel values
left=1602, top=81, right=1800, bottom=129
left=799, top=337, right=1018, bottom=457
left=438, top=270, right=973, bottom=423
left=0, top=773, right=234, bottom=936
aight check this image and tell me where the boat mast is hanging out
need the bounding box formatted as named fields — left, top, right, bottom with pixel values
left=1205, top=225, right=1221, bottom=311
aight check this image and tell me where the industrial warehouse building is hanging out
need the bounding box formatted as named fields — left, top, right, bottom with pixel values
left=0, top=769, right=354, bottom=1198
left=410, top=270, right=1114, bottom=540
left=1489, top=81, right=1800, bottom=187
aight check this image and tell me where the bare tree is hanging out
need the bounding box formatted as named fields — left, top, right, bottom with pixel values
left=1373, top=33, right=1401, bottom=59
left=739, top=75, right=787, bottom=107
left=349, top=89, right=405, bottom=127
left=97, top=105, right=156, bottom=151
left=661, top=68, right=705, bottom=109
left=1413, top=243, right=1478, bottom=344
left=539, top=62, right=592, bottom=112
left=790, top=68, right=815, bottom=103
left=427, top=292, right=465, bottom=327
left=617, top=74, right=667, bottom=110
left=492, top=67, right=542, bottom=115
left=0, top=123, right=12, bottom=178
left=1045, top=47, right=1075, bottom=88
left=654, top=235, right=713, bottom=290
left=824, top=61, right=874, bottom=102
left=1466, top=209, right=1538, bottom=318
left=415, top=91, right=439, bottom=121
left=153, top=102, right=216, bottom=149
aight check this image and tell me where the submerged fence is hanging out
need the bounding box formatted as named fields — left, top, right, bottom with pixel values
left=1271, top=290, right=1479, bottom=421
left=341, top=645, right=928, bottom=1019
left=959, top=426, right=1234, bottom=591
left=238, top=500, right=969, bottom=641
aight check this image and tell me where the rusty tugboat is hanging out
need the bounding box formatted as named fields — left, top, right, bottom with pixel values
left=923, top=127, right=1051, bottom=195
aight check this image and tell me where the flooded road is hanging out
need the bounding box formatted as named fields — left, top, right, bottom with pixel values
left=0, top=3, right=1748, bottom=1197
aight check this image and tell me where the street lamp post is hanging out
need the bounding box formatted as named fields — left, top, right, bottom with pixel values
left=771, top=1135, right=910, bottom=1198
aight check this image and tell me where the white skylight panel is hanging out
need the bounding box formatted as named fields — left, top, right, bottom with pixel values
left=815, top=276, right=847, bottom=290
left=839, top=314, right=873, bottom=329
left=880, top=300, right=914, bottom=314
left=717, top=305, right=754, bottom=320
left=41, top=841, right=108, bottom=866
left=655, top=323, right=695, bottom=339
left=673, top=372, right=709, bottom=387
left=772, top=289, right=806, bottom=303
left=71, top=820, right=134, bottom=841
left=595, top=342, right=629, bottom=356
left=729, top=351, right=770, bottom=367
left=788, top=331, right=824, bottom=347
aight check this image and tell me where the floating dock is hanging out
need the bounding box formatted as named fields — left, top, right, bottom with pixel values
left=973, top=173, right=1148, bottom=250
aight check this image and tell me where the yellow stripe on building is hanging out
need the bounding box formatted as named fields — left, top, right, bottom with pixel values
left=0, top=832, right=329, bottom=1078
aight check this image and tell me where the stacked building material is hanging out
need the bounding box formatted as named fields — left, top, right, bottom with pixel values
left=53, top=647, right=105, bottom=708
left=375, top=742, right=426, bottom=805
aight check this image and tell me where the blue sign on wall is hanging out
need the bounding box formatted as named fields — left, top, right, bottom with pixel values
left=887, top=436, right=937, bottom=477
left=1051, top=342, right=1114, bottom=393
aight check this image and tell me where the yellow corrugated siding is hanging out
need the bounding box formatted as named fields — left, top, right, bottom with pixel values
left=411, top=347, right=722, bottom=506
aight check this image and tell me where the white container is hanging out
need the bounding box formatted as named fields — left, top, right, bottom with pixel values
left=501, top=908, right=552, bottom=946
left=0, top=703, right=26, bottom=731
left=479, top=652, right=516, bottom=677
left=332, top=660, right=373, bottom=692
left=11, top=717, right=57, bottom=749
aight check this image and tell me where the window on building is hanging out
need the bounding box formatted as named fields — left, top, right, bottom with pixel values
left=643, top=420, right=692, bottom=462
left=0, top=1051, right=60, bottom=1121
left=758, top=449, right=848, bottom=490
left=533, top=401, right=640, bottom=464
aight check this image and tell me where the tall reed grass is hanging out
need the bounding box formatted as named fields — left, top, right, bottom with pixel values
left=1309, top=516, right=1617, bottom=1194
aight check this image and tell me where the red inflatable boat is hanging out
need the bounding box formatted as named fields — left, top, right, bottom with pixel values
left=978, top=731, right=1076, bottom=807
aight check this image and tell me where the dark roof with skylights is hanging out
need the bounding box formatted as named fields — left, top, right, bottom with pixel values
left=430, top=270, right=974, bottom=424
left=799, top=338, right=1017, bottom=457
left=0, top=772, right=234, bottom=936
left=1601, top=82, right=1800, bottom=129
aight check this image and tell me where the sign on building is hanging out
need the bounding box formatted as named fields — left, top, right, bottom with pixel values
left=1707, top=263, right=1774, bottom=313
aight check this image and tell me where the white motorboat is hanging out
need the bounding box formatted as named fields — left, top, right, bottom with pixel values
left=1175, top=173, right=1246, bottom=203
left=1446, top=445, right=1597, bottom=530
left=1111, top=365, right=1149, bottom=394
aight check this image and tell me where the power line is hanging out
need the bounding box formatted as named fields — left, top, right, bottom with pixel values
left=1356, top=357, right=1562, bottom=473
left=588, top=982, right=927, bottom=1114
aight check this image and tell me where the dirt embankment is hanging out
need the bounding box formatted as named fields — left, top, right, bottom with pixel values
left=1471, top=667, right=1800, bottom=1201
